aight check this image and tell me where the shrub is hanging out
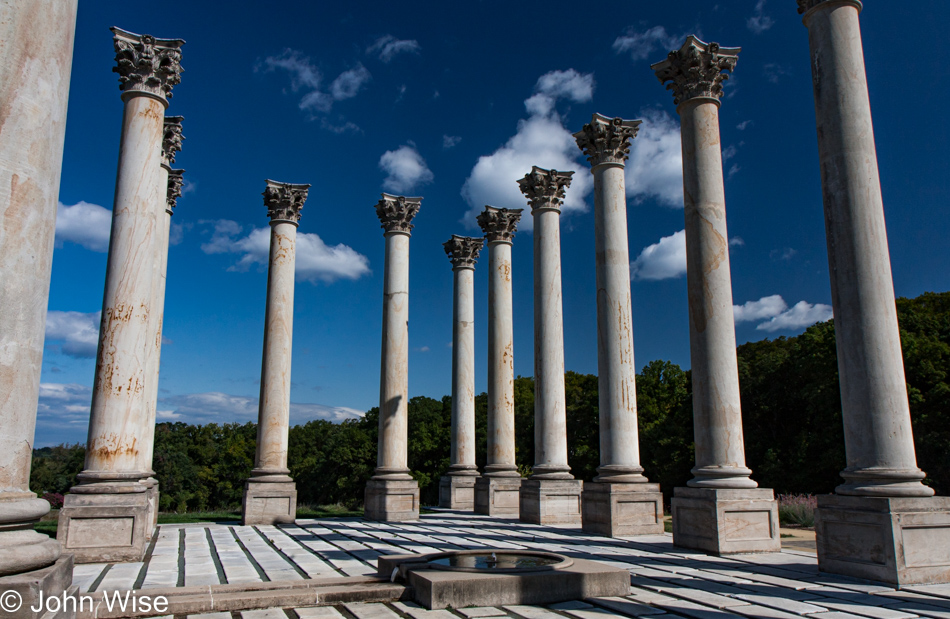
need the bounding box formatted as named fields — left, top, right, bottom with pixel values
left=777, top=493, right=817, bottom=528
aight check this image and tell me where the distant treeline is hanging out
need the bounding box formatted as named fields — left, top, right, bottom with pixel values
left=31, top=291, right=950, bottom=511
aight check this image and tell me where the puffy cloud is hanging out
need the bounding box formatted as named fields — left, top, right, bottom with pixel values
left=443, top=135, right=461, bottom=149
left=613, top=25, right=685, bottom=61
left=55, top=201, right=112, bottom=252
left=460, top=69, right=595, bottom=230
left=625, top=109, right=683, bottom=207
left=200, top=220, right=371, bottom=284
left=631, top=229, right=686, bottom=281
left=35, top=383, right=92, bottom=445
left=367, top=35, right=421, bottom=63
left=330, top=64, right=371, bottom=100
left=747, top=0, right=776, bottom=34
left=379, top=144, right=434, bottom=193
left=734, top=295, right=834, bottom=332
left=158, top=392, right=364, bottom=425
left=733, top=295, right=788, bottom=323
left=258, top=49, right=371, bottom=122
left=45, top=310, right=101, bottom=358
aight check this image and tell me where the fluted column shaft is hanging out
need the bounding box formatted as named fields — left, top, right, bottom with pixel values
left=486, top=240, right=518, bottom=476
left=802, top=0, right=930, bottom=497
left=449, top=266, right=477, bottom=474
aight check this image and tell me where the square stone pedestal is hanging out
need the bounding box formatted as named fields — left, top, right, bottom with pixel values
left=671, top=487, right=780, bottom=555
left=439, top=475, right=477, bottom=510
left=815, top=494, right=950, bottom=585
left=520, top=479, right=583, bottom=525
left=582, top=481, right=664, bottom=537
left=474, top=476, right=521, bottom=517
left=242, top=480, right=297, bottom=525
left=0, top=556, right=77, bottom=619
left=364, top=479, right=419, bottom=521
left=57, top=486, right=150, bottom=563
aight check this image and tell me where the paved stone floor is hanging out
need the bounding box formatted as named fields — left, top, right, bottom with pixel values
left=72, top=512, right=950, bottom=618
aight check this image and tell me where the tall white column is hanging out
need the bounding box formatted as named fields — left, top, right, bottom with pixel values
left=574, top=114, right=664, bottom=536
left=242, top=180, right=308, bottom=525
left=439, top=236, right=484, bottom=510
left=474, top=207, right=524, bottom=517
left=800, top=0, right=950, bottom=585
left=59, top=27, right=184, bottom=564
left=653, top=36, right=779, bottom=554
left=365, top=193, right=420, bottom=521
left=517, top=166, right=583, bottom=525
left=0, top=0, right=77, bottom=592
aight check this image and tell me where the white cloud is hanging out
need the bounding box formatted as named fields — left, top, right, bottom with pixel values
left=764, top=63, right=791, bottom=84
left=443, top=135, right=461, bottom=149
left=722, top=145, right=738, bottom=161
left=747, top=0, right=776, bottom=34
left=158, top=392, right=364, bottom=425
left=367, top=35, right=421, bottom=63
left=460, top=69, right=595, bottom=230
left=631, top=229, right=686, bottom=281
left=379, top=144, right=434, bottom=193
left=200, top=220, right=370, bottom=284
left=730, top=237, right=745, bottom=247
left=770, top=247, right=798, bottom=261
left=737, top=120, right=753, bottom=131
left=734, top=294, right=834, bottom=332
left=330, top=64, right=371, bottom=100
left=728, top=163, right=741, bottom=179
left=45, top=310, right=100, bottom=358
left=625, top=109, right=683, bottom=207
left=36, top=383, right=92, bottom=442
left=613, top=25, right=684, bottom=61
left=734, top=295, right=788, bottom=323
left=55, top=201, right=111, bottom=252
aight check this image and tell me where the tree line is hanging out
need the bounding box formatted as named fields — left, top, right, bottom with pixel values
left=31, top=291, right=950, bottom=511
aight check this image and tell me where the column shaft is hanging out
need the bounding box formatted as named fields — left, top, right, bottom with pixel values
left=486, top=242, right=517, bottom=475
left=449, top=267, right=477, bottom=473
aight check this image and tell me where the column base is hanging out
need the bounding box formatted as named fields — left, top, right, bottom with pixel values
left=671, top=487, right=780, bottom=555
left=519, top=479, right=583, bottom=525
left=56, top=483, right=149, bottom=563
left=582, top=481, right=664, bottom=537
left=0, top=556, right=77, bottom=619
left=815, top=494, right=950, bottom=585
left=242, top=479, right=297, bottom=525
left=142, top=478, right=159, bottom=541
left=438, top=475, right=478, bottom=510
left=364, top=479, right=419, bottom=521
left=474, top=476, right=522, bottom=517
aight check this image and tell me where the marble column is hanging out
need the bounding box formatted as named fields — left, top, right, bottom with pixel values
left=574, top=114, right=664, bottom=536
left=474, top=206, right=524, bottom=517
left=0, top=0, right=78, bottom=605
left=58, top=27, right=184, bottom=564
left=365, top=193, right=421, bottom=521
left=652, top=36, right=779, bottom=554
left=800, top=0, right=950, bottom=585
left=517, top=166, right=583, bottom=525
left=242, top=181, right=308, bottom=525
left=439, top=236, right=484, bottom=510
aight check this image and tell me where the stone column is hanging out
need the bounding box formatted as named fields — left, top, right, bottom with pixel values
left=574, top=114, right=664, bottom=536
left=365, top=193, right=421, bottom=521
left=58, top=27, right=184, bottom=564
left=800, top=0, right=950, bottom=585
left=0, top=0, right=78, bottom=607
left=652, top=36, right=779, bottom=554
left=242, top=181, right=309, bottom=525
left=474, top=207, right=524, bottom=517
left=517, top=166, right=583, bottom=525
left=439, top=236, right=484, bottom=510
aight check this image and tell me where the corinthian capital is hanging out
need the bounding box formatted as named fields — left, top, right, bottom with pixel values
left=797, top=0, right=862, bottom=15
left=162, top=116, right=184, bottom=165
left=517, top=166, right=574, bottom=214
left=375, top=193, right=421, bottom=236
left=263, top=179, right=310, bottom=225
left=477, top=206, right=523, bottom=244
left=574, top=113, right=642, bottom=168
left=651, top=36, right=740, bottom=107
left=111, top=27, right=185, bottom=102
left=443, top=235, right=484, bottom=270
left=166, top=169, right=184, bottom=214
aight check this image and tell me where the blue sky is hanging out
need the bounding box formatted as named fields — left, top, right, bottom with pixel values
left=39, top=1, right=950, bottom=446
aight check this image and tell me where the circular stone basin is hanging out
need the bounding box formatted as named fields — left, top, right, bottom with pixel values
left=423, top=550, right=573, bottom=573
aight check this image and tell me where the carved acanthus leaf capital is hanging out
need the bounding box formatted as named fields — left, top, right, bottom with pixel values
left=263, top=179, right=310, bottom=225
left=112, top=27, right=185, bottom=101
left=166, top=169, right=184, bottom=214
left=797, top=0, right=862, bottom=15
left=162, top=116, right=184, bottom=165
left=443, top=235, right=484, bottom=270
left=477, top=206, right=524, bottom=244
left=651, top=36, right=740, bottom=107
left=517, top=166, right=574, bottom=214
left=375, top=193, right=421, bottom=235
left=574, top=113, right=642, bottom=167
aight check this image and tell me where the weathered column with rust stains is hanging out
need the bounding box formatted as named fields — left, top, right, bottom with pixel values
left=365, top=194, right=421, bottom=521
left=574, top=113, right=664, bottom=536
left=242, top=180, right=309, bottom=525
left=58, top=27, right=184, bottom=564
left=0, top=0, right=78, bottom=596
left=653, top=36, right=779, bottom=554
left=439, top=236, right=484, bottom=510
left=517, top=166, right=583, bottom=525
left=799, top=0, right=950, bottom=585
left=474, top=206, right=524, bottom=517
